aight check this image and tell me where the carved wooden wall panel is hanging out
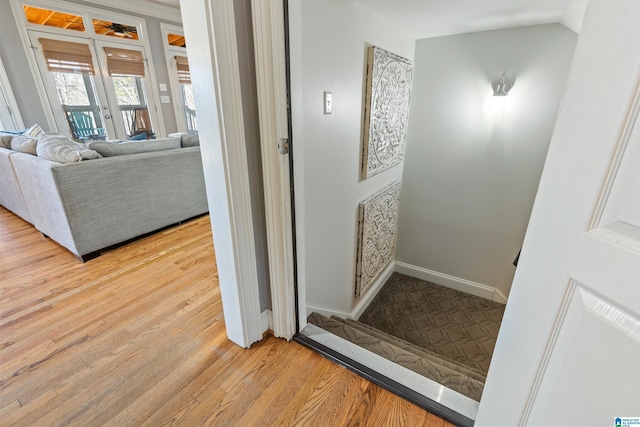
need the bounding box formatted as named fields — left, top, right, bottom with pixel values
left=361, top=46, right=413, bottom=179
left=355, top=181, right=402, bottom=298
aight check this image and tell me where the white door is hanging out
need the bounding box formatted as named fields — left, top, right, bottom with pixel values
left=93, top=40, right=158, bottom=139
left=29, top=32, right=158, bottom=141
left=476, top=0, right=640, bottom=425
left=29, top=31, right=117, bottom=139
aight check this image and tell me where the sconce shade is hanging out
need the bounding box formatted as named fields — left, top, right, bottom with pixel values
left=493, top=73, right=513, bottom=96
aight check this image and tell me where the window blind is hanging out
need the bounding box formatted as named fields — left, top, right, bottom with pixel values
left=103, top=47, right=145, bottom=77
left=175, top=56, right=190, bottom=84
left=39, top=38, right=95, bottom=75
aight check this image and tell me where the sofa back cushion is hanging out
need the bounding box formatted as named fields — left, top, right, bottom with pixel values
left=87, top=137, right=181, bottom=157
left=37, top=133, right=102, bottom=163
left=10, top=135, right=37, bottom=155
left=169, top=132, right=200, bottom=147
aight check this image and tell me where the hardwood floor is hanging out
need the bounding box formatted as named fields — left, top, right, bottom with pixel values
left=0, top=207, right=452, bottom=426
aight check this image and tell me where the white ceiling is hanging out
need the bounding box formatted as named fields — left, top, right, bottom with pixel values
left=355, top=0, right=588, bottom=39
left=145, top=0, right=180, bottom=8
left=145, top=0, right=588, bottom=38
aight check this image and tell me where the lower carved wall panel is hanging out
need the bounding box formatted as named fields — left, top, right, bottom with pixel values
left=355, top=181, right=402, bottom=298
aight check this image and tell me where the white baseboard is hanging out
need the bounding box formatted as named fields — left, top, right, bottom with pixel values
left=261, top=309, right=273, bottom=333
left=305, top=305, right=350, bottom=319
left=394, top=262, right=508, bottom=304
left=306, top=261, right=396, bottom=320
left=351, top=261, right=395, bottom=319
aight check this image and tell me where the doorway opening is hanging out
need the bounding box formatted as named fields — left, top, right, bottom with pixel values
left=288, top=2, right=580, bottom=423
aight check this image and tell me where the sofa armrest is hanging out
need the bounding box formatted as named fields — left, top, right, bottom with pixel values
left=0, top=148, right=33, bottom=223
left=10, top=152, right=79, bottom=254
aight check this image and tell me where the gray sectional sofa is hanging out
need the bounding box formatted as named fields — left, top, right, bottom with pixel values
left=0, top=141, right=209, bottom=261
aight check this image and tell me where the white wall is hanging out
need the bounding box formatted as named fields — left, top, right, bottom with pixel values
left=291, top=0, right=415, bottom=316
left=0, top=1, right=49, bottom=127
left=396, top=24, right=578, bottom=300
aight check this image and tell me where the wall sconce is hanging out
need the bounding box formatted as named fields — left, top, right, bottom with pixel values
left=492, top=73, right=513, bottom=96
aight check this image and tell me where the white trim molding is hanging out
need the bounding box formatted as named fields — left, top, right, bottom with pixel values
left=395, top=262, right=508, bottom=304
left=82, top=0, right=182, bottom=22
left=261, top=309, right=274, bottom=333
left=305, top=305, right=350, bottom=320
left=0, top=56, right=25, bottom=131
left=287, top=0, right=310, bottom=331
left=251, top=0, right=296, bottom=340
left=180, top=0, right=263, bottom=348
left=352, top=261, right=395, bottom=319
left=307, top=262, right=395, bottom=320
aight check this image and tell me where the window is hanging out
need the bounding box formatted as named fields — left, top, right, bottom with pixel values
left=23, top=6, right=85, bottom=32
left=167, top=33, right=186, bottom=48
left=93, top=20, right=139, bottom=40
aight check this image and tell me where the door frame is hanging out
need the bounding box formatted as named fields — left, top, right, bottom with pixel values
left=182, top=0, right=298, bottom=345
left=250, top=0, right=297, bottom=340
left=180, top=0, right=267, bottom=347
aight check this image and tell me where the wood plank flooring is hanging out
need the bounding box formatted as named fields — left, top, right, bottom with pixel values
left=0, top=207, right=452, bottom=426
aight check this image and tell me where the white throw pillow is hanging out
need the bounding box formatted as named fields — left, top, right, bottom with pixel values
left=10, top=135, right=37, bottom=155
left=37, top=133, right=102, bottom=163
left=0, top=132, right=14, bottom=149
left=23, top=123, right=44, bottom=139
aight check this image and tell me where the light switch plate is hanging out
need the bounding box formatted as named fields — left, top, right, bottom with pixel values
left=159, top=83, right=167, bottom=91
left=324, top=91, right=332, bottom=114
left=160, top=95, right=171, bottom=104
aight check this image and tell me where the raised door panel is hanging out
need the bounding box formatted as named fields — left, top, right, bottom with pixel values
left=527, top=282, right=640, bottom=425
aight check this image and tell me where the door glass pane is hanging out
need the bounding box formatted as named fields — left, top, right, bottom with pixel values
left=112, top=76, right=141, bottom=105
left=174, top=56, right=196, bottom=131
left=181, top=83, right=197, bottom=131
left=112, top=76, right=153, bottom=138
left=51, top=72, right=105, bottom=141
left=53, top=73, right=90, bottom=105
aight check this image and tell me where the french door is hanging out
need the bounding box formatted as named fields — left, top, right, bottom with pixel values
left=29, top=31, right=155, bottom=141
left=94, top=40, right=155, bottom=139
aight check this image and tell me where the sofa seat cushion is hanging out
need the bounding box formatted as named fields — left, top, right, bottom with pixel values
left=10, top=135, right=37, bottom=155
left=37, top=133, right=102, bottom=163
left=87, top=137, right=181, bottom=157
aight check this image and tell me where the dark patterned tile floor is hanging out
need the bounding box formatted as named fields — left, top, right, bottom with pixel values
left=357, top=272, right=506, bottom=374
